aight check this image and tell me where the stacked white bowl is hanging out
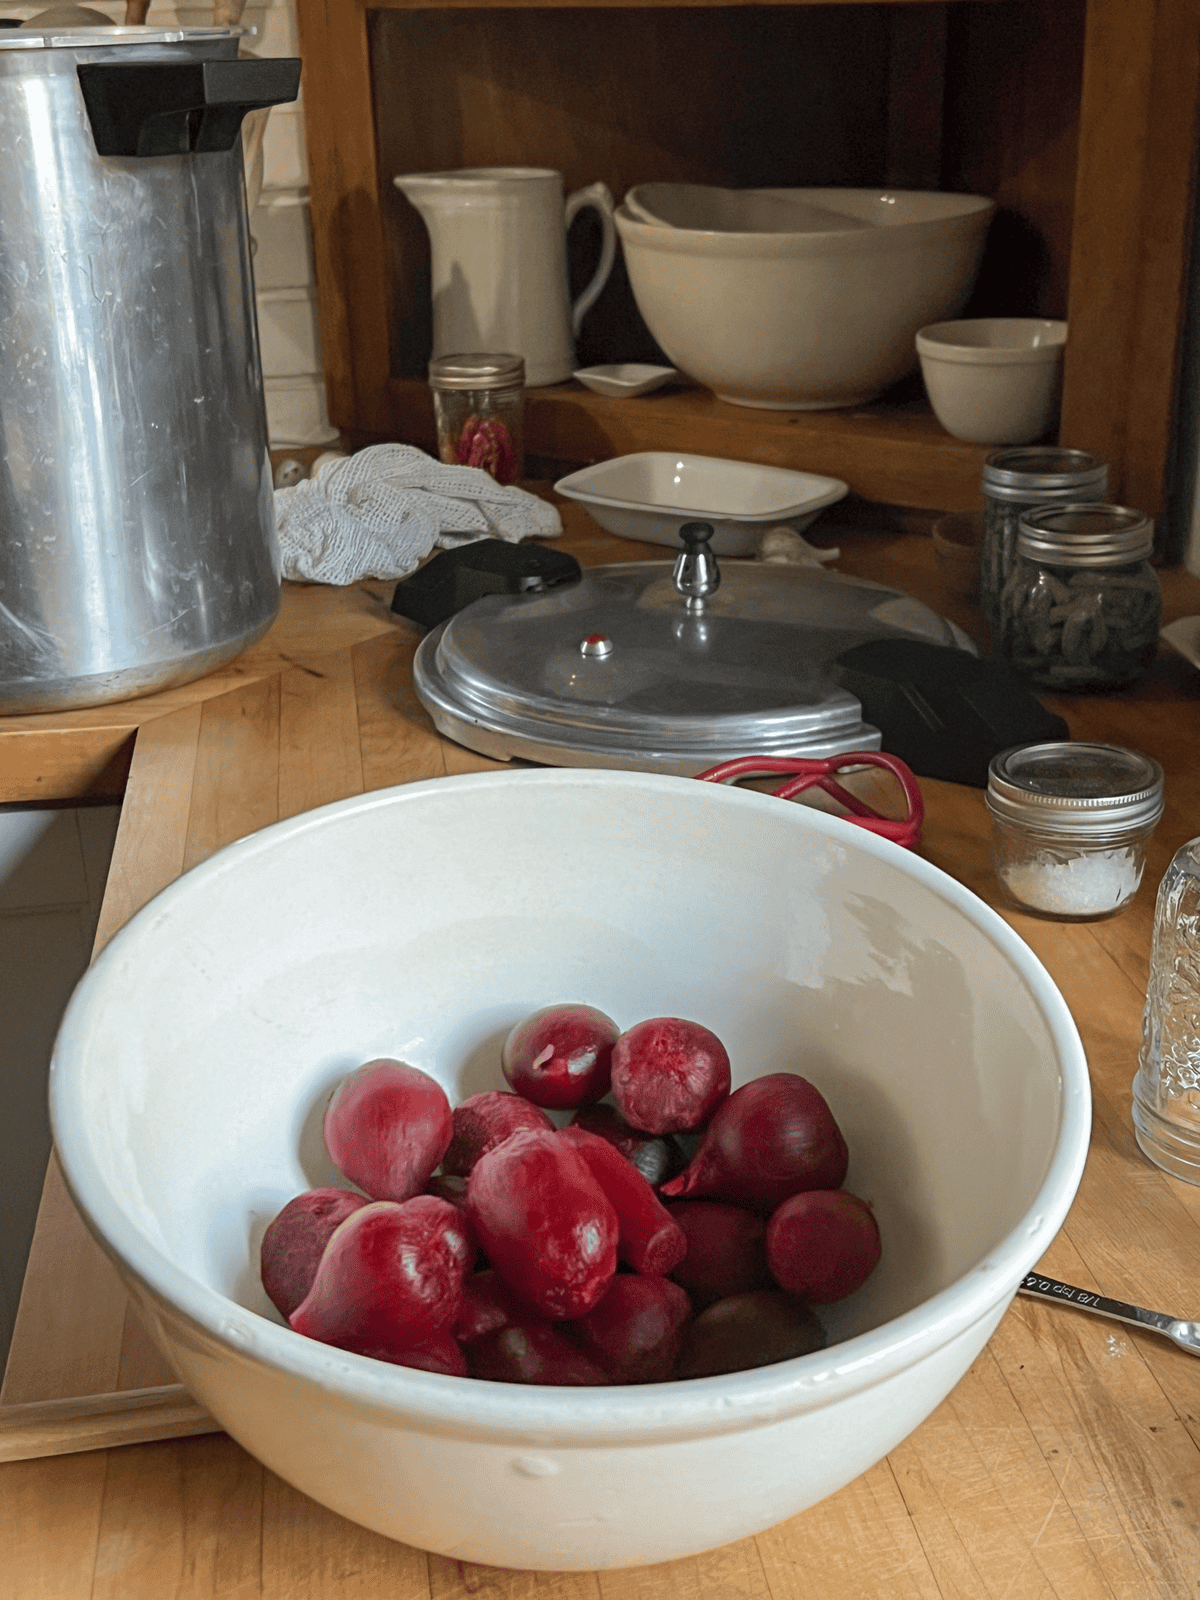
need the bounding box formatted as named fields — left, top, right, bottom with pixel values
left=615, top=184, right=996, bottom=410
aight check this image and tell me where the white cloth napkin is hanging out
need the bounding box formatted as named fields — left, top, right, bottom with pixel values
left=274, top=443, right=563, bottom=584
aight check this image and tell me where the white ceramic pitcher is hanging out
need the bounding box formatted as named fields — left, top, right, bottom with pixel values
left=393, top=166, right=617, bottom=386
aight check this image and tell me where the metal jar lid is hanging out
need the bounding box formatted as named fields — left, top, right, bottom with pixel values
left=982, top=447, right=1108, bottom=503
left=986, top=742, right=1164, bottom=837
left=1016, top=502, right=1155, bottom=566
left=428, top=353, right=525, bottom=391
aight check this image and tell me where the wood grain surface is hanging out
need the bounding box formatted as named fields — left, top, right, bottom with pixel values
left=4, top=506, right=1200, bottom=1598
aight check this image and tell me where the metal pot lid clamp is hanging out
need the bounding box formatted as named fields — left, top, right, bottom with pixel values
left=412, top=521, right=976, bottom=773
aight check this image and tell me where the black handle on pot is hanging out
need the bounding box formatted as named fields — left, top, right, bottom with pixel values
left=77, top=58, right=301, bottom=157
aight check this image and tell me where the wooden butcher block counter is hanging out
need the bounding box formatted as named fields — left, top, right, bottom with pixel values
left=5, top=502, right=1200, bottom=1600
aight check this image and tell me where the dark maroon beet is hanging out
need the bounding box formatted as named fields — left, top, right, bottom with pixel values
left=260, top=1188, right=370, bottom=1320
left=465, top=1128, right=618, bottom=1319
left=567, top=1274, right=693, bottom=1384
left=501, top=1004, right=619, bottom=1110
left=568, top=1101, right=688, bottom=1186
left=610, top=1017, right=731, bottom=1135
left=765, top=1189, right=881, bottom=1303
left=466, top=1318, right=608, bottom=1385
left=289, top=1195, right=474, bottom=1358
left=455, top=1268, right=534, bottom=1343
left=441, top=1090, right=555, bottom=1177
left=424, top=1172, right=470, bottom=1209
left=357, top=1329, right=469, bottom=1377
left=665, top=1200, right=772, bottom=1310
left=323, top=1059, right=453, bottom=1203
left=659, top=1073, right=848, bottom=1214
left=674, top=1291, right=826, bottom=1379
left=558, top=1124, right=686, bottom=1275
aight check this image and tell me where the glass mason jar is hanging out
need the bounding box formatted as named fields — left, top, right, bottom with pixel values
left=986, top=741, right=1164, bottom=921
left=428, top=352, right=525, bottom=486
left=1133, top=836, right=1200, bottom=1182
left=993, top=502, right=1161, bottom=690
left=979, top=447, right=1108, bottom=633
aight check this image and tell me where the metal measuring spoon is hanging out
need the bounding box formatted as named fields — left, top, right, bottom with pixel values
left=1019, top=1272, right=1200, bottom=1356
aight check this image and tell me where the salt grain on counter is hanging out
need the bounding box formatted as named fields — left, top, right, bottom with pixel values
left=998, top=849, right=1142, bottom=917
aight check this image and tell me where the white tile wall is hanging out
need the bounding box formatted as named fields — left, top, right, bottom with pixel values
left=0, top=806, right=121, bottom=1368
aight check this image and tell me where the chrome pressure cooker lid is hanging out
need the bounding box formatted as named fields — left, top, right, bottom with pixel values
left=413, top=526, right=975, bottom=773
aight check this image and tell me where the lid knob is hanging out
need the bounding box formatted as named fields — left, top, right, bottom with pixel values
left=673, top=521, right=721, bottom=615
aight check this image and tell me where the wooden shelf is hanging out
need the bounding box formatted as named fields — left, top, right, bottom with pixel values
left=386, top=376, right=993, bottom=511
left=296, top=0, right=1200, bottom=539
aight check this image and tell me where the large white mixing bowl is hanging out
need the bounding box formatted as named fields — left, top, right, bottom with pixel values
left=50, top=768, right=1088, bottom=1571
left=616, top=186, right=996, bottom=409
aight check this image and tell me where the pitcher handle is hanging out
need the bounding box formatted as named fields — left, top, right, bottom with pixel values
left=564, top=181, right=617, bottom=339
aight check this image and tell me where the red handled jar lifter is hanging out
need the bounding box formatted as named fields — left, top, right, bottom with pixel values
left=694, top=753, right=925, bottom=851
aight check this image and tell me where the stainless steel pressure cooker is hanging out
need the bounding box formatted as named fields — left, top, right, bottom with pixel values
left=0, top=16, right=300, bottom=712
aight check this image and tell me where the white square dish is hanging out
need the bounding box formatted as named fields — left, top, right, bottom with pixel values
left=554, top=451, right=849, bottom=555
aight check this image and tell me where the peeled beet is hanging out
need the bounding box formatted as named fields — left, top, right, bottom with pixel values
left=567, top=1274, right=693, bottom=1384
left=568, top=1102, right=688, bottom=1186
left=323, top=1059, right=453, bottom=1202
left=466, top=1317, right=608, bottom=1386
left=765, top=1188, right=881, bottom=1303
left=441, top=1090, right=555, bottom=1177
left=260, top=1188, right=370, bottom=1319
left=659, top=1073, right=848, bottom=1214
left=610, top=1017, right=731, bottom=1134
left=665, top=1200, right=772, bottom=1309
left=674, top=1290, right=826, bottom=1379
left=289, top=1195, right=474, bottom=1359
left=465, top=1128, right=618, bottom=1319
left=558, top=1124, right=687, bottom=1275
left=501, top=1003, right=619, bottom=1110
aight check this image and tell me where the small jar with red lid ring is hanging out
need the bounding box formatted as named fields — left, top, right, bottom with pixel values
left=428, top=352, right=525, bottom=486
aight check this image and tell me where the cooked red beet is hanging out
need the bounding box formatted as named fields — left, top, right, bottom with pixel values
left=567, top=1274, right=693, bottom=1384
left=568, top=1102, right=688, bottom=1186
left=465, top=1128, right=618, bottom=1319
left=659, top=1073, right=848, bottom=1214
left=323, top=1059, right=453, bottom=1202
left=610, top=1017, right=731, bottom=1135
left=665, top=1200, right=772, bottom=1309
left=558, top=1124, right=686, bottom=1275
left=765, top=1189, right=881, bottom=1303
left=289, top=1195, right=474, bottom=1357
left=358, top=1329, right=469, bottom=1377
left=441, top=1090, right=555, bottom=1177
left=501, top=1004, right=619, bottom=1110
left=454, top=1268, right=533, bottom=1344
left=674, top=1290, right=826, bottom=1379
left=467, top=1318, right=608, bottom=1386
left=260, top=1188, right=370, bottom=1320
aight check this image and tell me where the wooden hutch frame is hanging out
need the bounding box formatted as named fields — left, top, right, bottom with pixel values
left=292, top=0, right=1200, bottom=528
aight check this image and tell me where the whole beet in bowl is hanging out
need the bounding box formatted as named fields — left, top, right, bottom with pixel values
left=50, top=768, right=1089, bottom=1571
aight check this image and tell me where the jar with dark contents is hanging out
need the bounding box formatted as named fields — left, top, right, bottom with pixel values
left=428, top=352, right=525, bottom=486
left=994, top=502, right=1161, bottom=690
left=979, top=447, right=1108, bottom=633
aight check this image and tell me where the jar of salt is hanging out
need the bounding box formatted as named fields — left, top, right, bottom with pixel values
left=985, top=742, right=1164, bottom=921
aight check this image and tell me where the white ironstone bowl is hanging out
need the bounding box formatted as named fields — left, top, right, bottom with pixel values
left=50, top=767, right=1089, bottom=1571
